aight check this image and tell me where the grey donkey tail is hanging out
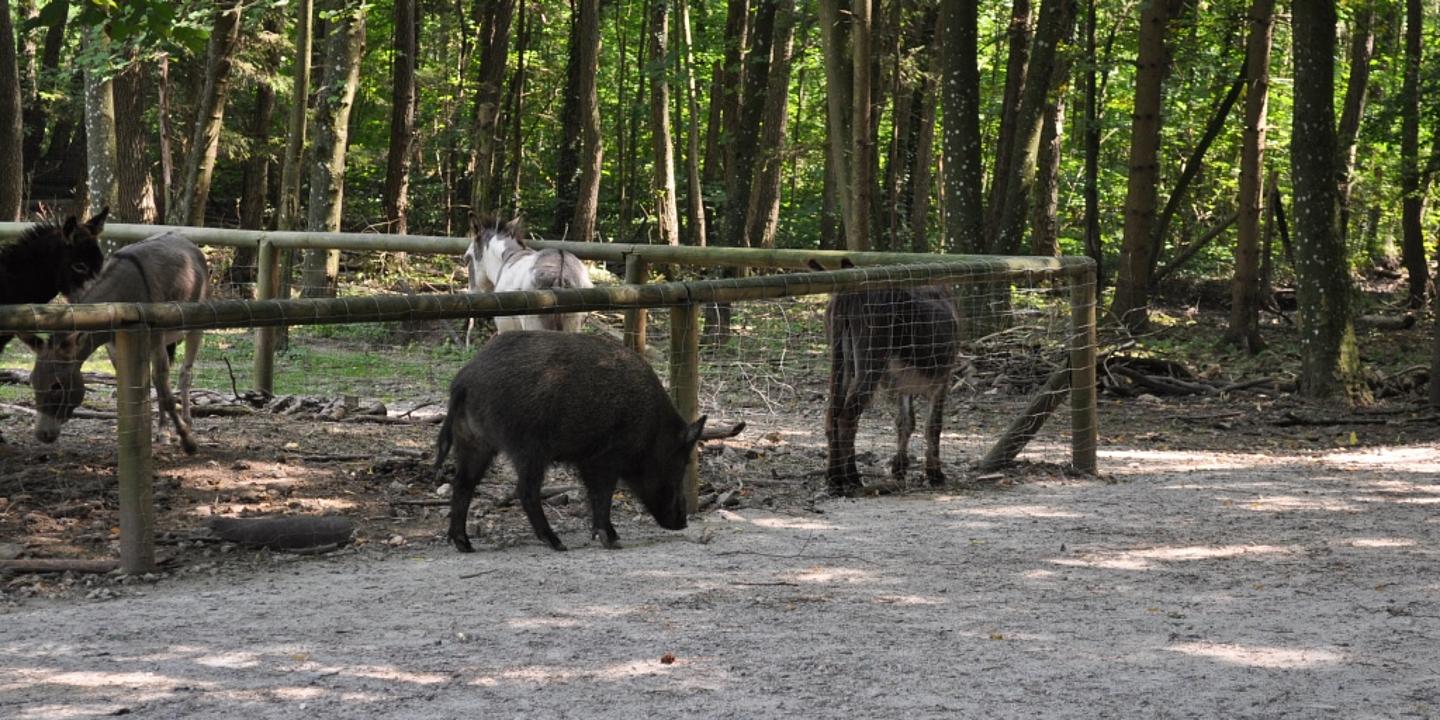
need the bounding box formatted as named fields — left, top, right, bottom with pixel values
left=434, top=385, right=465, bottom=478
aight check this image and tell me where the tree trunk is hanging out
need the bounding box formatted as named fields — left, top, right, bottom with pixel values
left=993, top=0, right=1075, bottom=255
left=983, top=0, right=1031, bottom=249
left=1082, top=0, right=1102, bottom=286
left=553, top=10, right=583, bottom=236
left=0, top=0, right=23, bottom=219
left=506, top=0, right=529, bottom=211
left=907, top=10, right=941, bottom=253
left=1400, top=0, right=1426, bottom=308
left=277, top=0, right=311, bottom=233
left=1109, top=0, right=1175, bottom=332
left=745, top=0, right=797, bottom=250
left=112, top=56, right=156, bottom=223
left=1224, top=0, right=1274, bottom=353
left=571, top=0, right=602, bottom=243
left=940, top=0, right=983, bottom=253
left=704, top=0, right=750, bottom=193
left=301, top=0, right=364, bottom=298
left=1030, top=93, right=1065, bottom=257
left=171, top=0, right=244, bottom=227
left=649, top=0, right=680, bottom=247
left=383, top=0, right=419, bottom=233
left=819, top=0, right=873, bottom=252
left=1336, top=8, right=1373, bottom=246
left=231, top=69, right=277, bottom=291
left=723, top=0, right=780, bottom=249
left=677, top=0, right=707, bottom=246
left=1292, top=0, right=1362, bottom=403
left=469, top=0, right=513, bottom=215
left=82, top=24, right=117, bottom=220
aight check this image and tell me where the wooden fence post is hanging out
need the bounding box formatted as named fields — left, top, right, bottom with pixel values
left=669, top=303, right=701, bottom=512
left=1070, top=270, right=1099, bottom=475
left=624, top=254, right=649, bottom=354
left=254, top=239, right=279, bottom=394
left=114, top=328, right=156, bottom=574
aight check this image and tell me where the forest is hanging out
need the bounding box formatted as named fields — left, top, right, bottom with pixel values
left=1, top=0, right=1438, bottom=404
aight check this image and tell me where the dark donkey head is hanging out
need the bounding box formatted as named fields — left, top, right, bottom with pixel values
left=0, top=208, right=108, bottom=356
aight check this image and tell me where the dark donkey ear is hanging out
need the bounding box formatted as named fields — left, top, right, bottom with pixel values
left=85, top=206, right=110, bottom=235
left=61, top=215, right=79, bottom=240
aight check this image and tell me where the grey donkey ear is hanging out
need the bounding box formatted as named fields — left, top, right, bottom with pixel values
left=468, top=211, right=482, bottom=237
left=505, top=216, right=527, bottom=242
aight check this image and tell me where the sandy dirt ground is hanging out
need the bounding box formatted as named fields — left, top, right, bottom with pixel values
left=3, top=424, right=1439, bottom=719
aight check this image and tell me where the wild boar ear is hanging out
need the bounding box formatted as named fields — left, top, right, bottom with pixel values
left=85, top=206, right=110, bottom=234
left=839, top=257, right=856, bottom=270
left=683, top=415, right=708, bottom=447
left=805, top=259, right=825, bottom=272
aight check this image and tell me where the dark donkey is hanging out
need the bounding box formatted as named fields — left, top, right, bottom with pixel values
left=824, top=281, right=961, bottom=496
left=0, top=208, right=108, bottom=355
left=25, top=232, right=210, bottom=453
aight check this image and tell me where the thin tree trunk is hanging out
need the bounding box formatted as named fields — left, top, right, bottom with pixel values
left=232, top=65, right=278, bottom=290
left=1292, top=0, right=1362, bottom=402
left=994, top=0, right=1075, bottom=255
left=0, top=0, right=24, bottom=219
left=1030, top=94, right=1064, bottom=256
left=908, top=10, right=941, bottom=253
left=649, top=0, right=680, bottom=247
left=383, top=0, right=419, bottom=233
left=1224, top=0, right=1274, bottom=353
left=724, top=0, right=780, bottom=248
left=277, top=0, right=312, bottom=233
left=155, top=55, right=173, bottom=223
left=301, top=0, right=365, bottom=297
left=171, top=0, right=244, bottom=226
left=746, top=0, right=796, bottom=250
left=1336, top=8, right=1373, bottom=246
left=470, top=0, right=513, bottom=215
left=940, top=0, right=983, bottom=253
left=819, top=0, right=873, bottom=251
left=82, top=24, right=117, bottom=220
left=1109, top=0, right=1175, bottom=332
left=21, top=0, right=62, bottom=182
left=983, top=0, right=1032, bottom=249
left=553, top=9, right=584, bottom=236
left=507, top=0, right=528, bottom=211
left=1400, top=0, right=1426, bottom=308
left=677, top=0, right=707, bottom=246
left=1082, top=0, right=1102, bottom=286
left=571, top=0, right=603, bottom=243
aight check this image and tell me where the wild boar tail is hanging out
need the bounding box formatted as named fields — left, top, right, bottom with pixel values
left=434, top=385, right=464, bottom=473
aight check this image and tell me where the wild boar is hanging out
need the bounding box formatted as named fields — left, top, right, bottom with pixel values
left=435, top=331, right=707, bottom=552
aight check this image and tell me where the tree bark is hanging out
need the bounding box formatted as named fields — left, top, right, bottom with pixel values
left=277, top=0, right=311, bottom=234
left=940, top=0, right=983, bottom=253
left=1082, top=0, right=1102, bottom=286
left=1030, top=93, right=1065, bottom=257
left=1109, top=0, right=1175, bottom=332
left=82, top=24, right=117, bottom=220
left=649, top=0, right=680, bottom=247
left=983, top=0, right=1031, bottom=249
left=112, top=55, right=156, bottom=223
left=1292, top=0, right=1363, bottom=403
left=383, top=0, right=419, bottom=234
left=724, top=0, right=780, bottom=248
left=553, top=10, right=583, bottom=236
left=819, top=0, right=873, bottom=251
left=469, top=0, right=513, bottom=216
left=301, top=0, right=364, bottom=297
left=506, top=0, right=529, bottom=211
left=171, top=0, right=244, bottom=227
left=1400, top=0, right=1426, bottom=308
left=1224, top=0, right=1274, bottom=353
left=0, top=0, right=24, bottom=219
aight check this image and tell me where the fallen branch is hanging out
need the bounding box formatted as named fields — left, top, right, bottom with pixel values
left=208, top=516, right=356, bottom=550
left=0, top=558, right=119, bottom=574
left=1273, top=411, right=1392, bottom=427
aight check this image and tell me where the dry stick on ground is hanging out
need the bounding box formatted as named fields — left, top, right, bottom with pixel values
left=0, top=558, right=120, bottom=574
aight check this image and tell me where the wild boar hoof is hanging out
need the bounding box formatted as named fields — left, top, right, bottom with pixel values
left=449, top=533, right=475, bottom=553
left=925, top=468, right=946, bottom=487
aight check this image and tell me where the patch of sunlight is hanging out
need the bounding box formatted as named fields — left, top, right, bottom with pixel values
left=873, top=594, right=945, bottom=606
left=314, top=664, right=448, bottom=685
left=955, top=504, right=1083, bottom=519
left=1024, top=569, right=1060, bottom=580
left=1364, top=479, right=1440, bottom=495
left=748, top=516, right=839, bottom=531
left=0, top=668, right=211, bottom=694
left=1322, top=446, right=1440, bottom=473
left=1239, top=495, right=1360, bottom=512
left=1346, top=537, right=1418, bottom=549
left=1050, top=544, right=1296, bottom=571
left=1102, top=450, right=1283, bottom=473
left=1168, top=641, right=1344, bottom=669
left=195, top=651, right=262, bottom=669
left=793, top=566, right=873, bottom=584
left=1366, top=495, right=1440, bottom=506
left=471, top=659, right=673, bottom=687
left=508, top=615, right=583, bottom=630
left=271, top=687, right=328, bottom=701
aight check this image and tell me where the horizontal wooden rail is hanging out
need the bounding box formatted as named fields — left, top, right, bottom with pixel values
left=0, top=262, right=1083, bottom=334
left=0, top=222, right=1095, bottom=274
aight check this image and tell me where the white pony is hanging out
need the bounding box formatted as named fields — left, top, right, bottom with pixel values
left=463, top=213, right=593, bottom=334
